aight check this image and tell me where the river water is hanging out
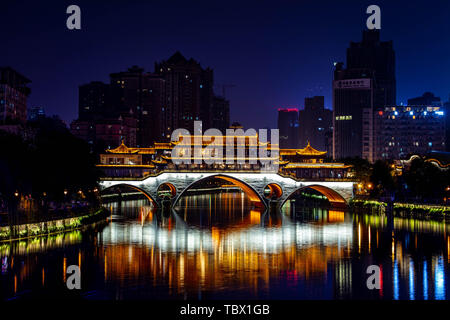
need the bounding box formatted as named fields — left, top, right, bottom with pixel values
left=0, top=192, right=449, bottom=300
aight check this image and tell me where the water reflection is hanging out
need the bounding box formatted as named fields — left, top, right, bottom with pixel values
left=0, top=193, right=449, bottom=300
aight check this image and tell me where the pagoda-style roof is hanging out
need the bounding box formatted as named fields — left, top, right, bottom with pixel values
left=296, top=142, right=327, bottom=156
left=279, top=142, right=327, bottom=157
left=151, top=159, right=168, bottom=165
left=106, top=141, right=156, bottom=154
left=154, top=142, right=172, bottom=149
left=106, top=141, right=139, bottom=154
left=283, top=163, right=351, bottom=169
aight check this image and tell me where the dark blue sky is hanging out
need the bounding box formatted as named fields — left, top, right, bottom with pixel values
left=1, top=0, right=450, bottom=129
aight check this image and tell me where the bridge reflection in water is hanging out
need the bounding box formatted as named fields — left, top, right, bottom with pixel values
left=1, top=191, right=449, bottom=300
left=99, top=193, right=353, bottom=299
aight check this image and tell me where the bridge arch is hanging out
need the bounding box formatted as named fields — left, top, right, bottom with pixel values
left=264, top=183, right=283, bottom=200
left=281, top=184, right=347, bottom=209
left=157, top=182, right=177, bottom=199
left=172, top=174, right=266, bottom=208
left=100, top=183, right=158, bottom=207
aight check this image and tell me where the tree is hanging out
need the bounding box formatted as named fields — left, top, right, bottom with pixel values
left=370, top=160, right=395, bottom=198
left=342, top=157, right=372, bottom=183
left=402, top=158, right=449, bottom=203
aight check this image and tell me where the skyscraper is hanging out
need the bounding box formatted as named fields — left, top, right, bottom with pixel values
left=278, top=108, right=299, bottom=149
left=78, top=81, right=110, bottom=121
left=155, top=52, right=214, bottom=134
left=333, top=30, right=396, bottom=162
left=72, top=66, right=166, bottom=148
left=407, top=92, right=441, bottom=106
left=72, top=53, right=223, bottom=149
left=110, top=66, right=166, bottom=146
left=298, top=96, right=332, bottom=151
left=211, top=95, right=230, bottom=134
left=0, top=67, right=31, bottom=124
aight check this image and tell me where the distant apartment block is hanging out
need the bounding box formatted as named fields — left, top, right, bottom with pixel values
left=277, top=108, right=299, bottom=149
left=374, top=105, right=446, bottom=160
left=0, top=67, right=31, bottom=124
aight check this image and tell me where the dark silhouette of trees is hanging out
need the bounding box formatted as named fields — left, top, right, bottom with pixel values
left=370, top=160, right=395, bottom=198
left=402, top=158, right=449, bottom=203
left=342, top=157, right=372, bottom=183
left=0, top=117, right=101, bottom=219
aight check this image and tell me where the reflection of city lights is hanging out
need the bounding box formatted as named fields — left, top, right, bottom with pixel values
left=423, top=260, right=428, bottom=300
left=409, top=259, right=415, bottom=300
left=435, top=256, right=445, bottom=300
left=393, top=261, right=399, bottom=300
left=250, top=210, right=260, bottom=224
left=100, top=219, right=353, bottom=254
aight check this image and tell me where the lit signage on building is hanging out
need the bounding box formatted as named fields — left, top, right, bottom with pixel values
left=333, top=78, right=371, bottom=89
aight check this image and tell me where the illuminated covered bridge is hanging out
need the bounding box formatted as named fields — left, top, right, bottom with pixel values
left=99, top=172, right=354, bottom=209
left=98, top=134, right=354, bottom=209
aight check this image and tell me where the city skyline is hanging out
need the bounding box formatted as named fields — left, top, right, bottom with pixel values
left=1, top=0, right=450, bottom=129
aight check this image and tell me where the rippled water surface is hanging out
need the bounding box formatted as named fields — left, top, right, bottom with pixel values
left=1, top=193, right=449, bottom=300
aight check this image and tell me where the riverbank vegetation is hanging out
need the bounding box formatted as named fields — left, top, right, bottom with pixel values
left=344, top=157, right=450, bottom=205
left=0, top=207, right=109, bottom=241
left=350, top=199, right=450, bottom=220
left=0, top=117, right=102, bottom=226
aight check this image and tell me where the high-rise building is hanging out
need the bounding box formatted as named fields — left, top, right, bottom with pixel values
left=73, top=66, right=166, bottom=148
left=78, top=81, right=110, bottom=121
left=155, top=52, right=214, bottom=134
left=374, top=105, right=446, bottom=160
left=211, top=96, right=230, bottom=134
left=407, top=92, right=441, bottom=106
left=298, top=96, right=332, bottom=151
left=110, top=66, right=166, bottom=146
left=72, top=53, right=222, bottom=150
left=0, top=67, right=31, bottom=124
left=70, top=116, right=137, bottom=149
left=28, top=106, right=45, bottom=121
left=277, top=108, right=299, bottom=149
left=333, top=30, right=396, bottom=162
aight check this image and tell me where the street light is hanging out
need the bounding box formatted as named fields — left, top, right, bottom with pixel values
left=14, top=191, right=19, bottom=198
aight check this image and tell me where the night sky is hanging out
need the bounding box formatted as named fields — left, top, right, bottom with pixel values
left=1, top=0, right=450, bottom=129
